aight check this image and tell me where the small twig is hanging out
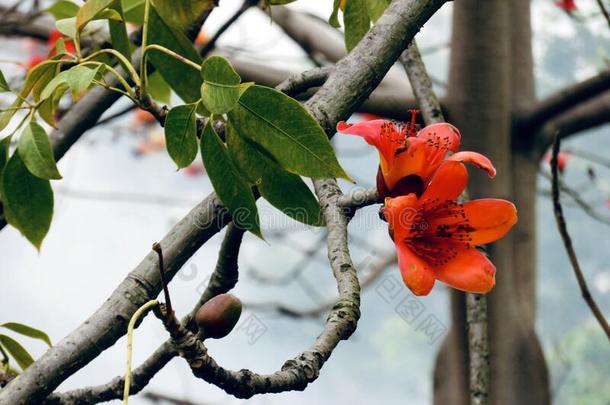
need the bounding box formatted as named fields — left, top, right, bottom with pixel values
left=199, top=0, right=257, bottom=57
left=596, top=0, right=610, bottom=31
left=551, top=133, right=610, bottom=341
left=152, top=242, right=173, bottom=316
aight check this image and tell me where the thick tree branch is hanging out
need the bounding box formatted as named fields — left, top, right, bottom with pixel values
left=538, top=90, right=610, bottom=153
left=523, top=68, right=610, bottom=132
left=551, top=134, right=610, bottom=341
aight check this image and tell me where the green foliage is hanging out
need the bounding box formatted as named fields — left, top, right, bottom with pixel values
left=329, top=0, right=390, bottom=50
left=17, top=122, right=62, bottom=180
left=229, top=85, right=350, bottom=180
left=1, top=323, right=52, bottom=348
left=40, top=65, right=99, bottom=101
left=200, top=123, right=261, bottom=237
left=148, top=8, right=202, bottom=102
left=47, top=0, right=80, bottom=20
left=200, top=56, right=245, bottom=115
left=147, top=72, right=171, bottom=104
left=0, top=136, right=9, bottom=172
left=0, top=69, right=10, bottom=92
left=164, top=103, right=198, bottom=168
left=76, top=0, right=114, bottom=31
left=152, top=0, right=215, bottom=31
left=108, top=0, right=132, bottom=59
left=0, top=322, right=51, bottom=372
left=1, top=153, right=54, bottom=249
left=226, top=123, right=324, bottom=226
left=0, top=335, right=34, bottom=370
left=344, top=0, right=369, bottom=51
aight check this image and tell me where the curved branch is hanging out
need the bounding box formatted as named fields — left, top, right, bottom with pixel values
left=524, top=68, right=610, bottom=132
left=158, top=178, right=359, bottom=399
left=551, top=134, right=610, bottom=341
left=538, top=90, right=610, bottom=153
left=44, top=224, right=245, bottom=405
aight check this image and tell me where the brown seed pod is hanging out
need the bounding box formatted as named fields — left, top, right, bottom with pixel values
left=195, top=293, right=242, bottom=339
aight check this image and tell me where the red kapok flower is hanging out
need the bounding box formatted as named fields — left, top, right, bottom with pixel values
left=382, top=160, right=517, bottom=296
left=556, top=0, right=576, bottom=12
left=48, top=30, right=76, bottom=55
left=544, top=150, right=570, bottom=174
left=337, top=115, right=495, bottom=198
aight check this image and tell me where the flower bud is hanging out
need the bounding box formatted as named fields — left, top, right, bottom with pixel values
left=195, top=294, right=242, bottom=339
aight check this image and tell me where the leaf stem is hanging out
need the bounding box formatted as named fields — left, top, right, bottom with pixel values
left=142, top=44, right=202, bottom=72
left=81, top=49, right=141, bottom=87
left=122, top=299, right=158, bottom=405
left=139, top=0, right=152, bottom=97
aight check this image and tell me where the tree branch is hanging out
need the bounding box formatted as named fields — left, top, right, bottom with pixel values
left=551, top=134, right=610, bottom=341
left=523, top=68, right=610, bottom=132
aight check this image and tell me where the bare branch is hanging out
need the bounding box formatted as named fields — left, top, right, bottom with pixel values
left=524, top=68, right=610, bottom=132
left=538, top=90, right=610, bottom=153
left=44, top=224, right=245, bottom=405
left=551, top=133, right=610, bottom=341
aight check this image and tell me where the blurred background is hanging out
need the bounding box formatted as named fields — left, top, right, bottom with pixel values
left=1, top=0, right=610, bottom=404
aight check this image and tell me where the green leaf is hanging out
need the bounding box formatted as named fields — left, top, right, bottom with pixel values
left=17, top=121, right=62, bottom=180
left=0, top=70, right=9, bottom=92
left=344, top=0, right=370, bottom=51
left=56, top=17, right=77, bottom=38
left=76, top=0, right=114, bottom=31
left=1, top=323, right=52, bottom=347
left=2, top=152, right=54, bottom=249
left=108, top=0, right=131, bottom=59
left=200, top=56, right=242, bottom=115
left=122, top=0, right=145, bottom=23
left=201, top=123, right=261, bottom=237
left=226, top=123, right=323, bottom=227
left=0, top=136, right=10, bottom=173
left=0, top=59, right=61, bottom=132
left=47, top=0, right=80, bottom=20
left=147, top=71, right=171, bottom=104
left=40, top=65, right=99, bottom=101
left=366, top=0, right=390, bottom=21
left=151, top=0, right=215, bottom=30
left=329, top=0, right=342, bottom=28
left=94, top=8, right=123, bottom=21
left=148, top=8, right=203, bottom=102
left=229, top=85, right=350, bottom=180
left=0, top=335, right=34, bottom=370
left=164, top=103, right=198, bottom=168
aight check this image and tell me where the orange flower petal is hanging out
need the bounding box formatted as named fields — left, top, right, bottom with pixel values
left=434, top=248, right=496, bottom=293
left=396, top=241, right=436, bottom=296
left=448, top=151, right=496, bottom=177
left=416, top=123, right=461, bottom=153
left=383, top=194, right=419, bottom=240
left=337, top=120, right=402, bottom=166
left=426, top=199, right=517, bottom=246
left=420, top=160, right=468, bottom=202
left=461, top=199, right=517, bottom=245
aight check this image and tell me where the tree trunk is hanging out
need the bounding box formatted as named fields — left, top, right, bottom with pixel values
left=434, top=1, right=550, bottom=404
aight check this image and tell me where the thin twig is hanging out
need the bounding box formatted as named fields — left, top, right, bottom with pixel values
left=596, top=0, right=610, bottom=31
left=152, top=242, right=172, bottom=316
left=199, top=0, right=257, bottom=57
left=551, top=133, right=610, bottom=340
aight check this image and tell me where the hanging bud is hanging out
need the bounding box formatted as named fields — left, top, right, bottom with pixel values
left=195, top=293, right=243, bottom=339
